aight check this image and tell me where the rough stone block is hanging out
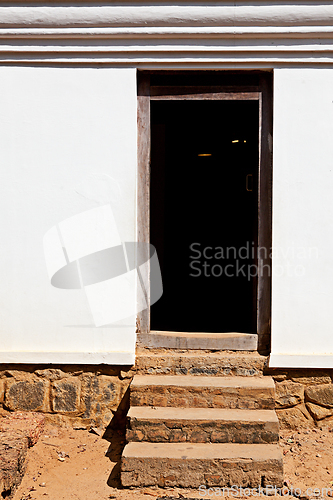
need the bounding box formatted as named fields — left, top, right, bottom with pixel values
left=126, top=429, right=145, bottom=442
left=51, top=377, right=80, bottom=413
left=120, top=369, right=135, bottom=380
left=276, top=405, right=313, bottom=429
left=211, top=430, right=229, bottom=443
left=146, top=427, right=169, bottom=442
left=291, top=376, right=331, bottom=385
left=306, top=402, right=333, bottom=420
left=35, top=369, right=67, bottom=381
left=188, top=429, right=209, bottom=443
left=305, top=384, right=333, bottom=408
left=169, top=429, right=187, bottom=443
left=81, top=374, right=124, bottom=427
left=5, top=378, right=49, bottom=412
left=271, top=374, right=287, bottom=382
left=275, top=381, right=304, bottom=408
left=152, top=396, right=169, bottom=406
left=192, top=396, right=210, bottom=407
left=44, top=414, right=91, bottom=429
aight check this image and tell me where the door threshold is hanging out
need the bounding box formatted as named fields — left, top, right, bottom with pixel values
left=137, top=330, right=258, bottom=351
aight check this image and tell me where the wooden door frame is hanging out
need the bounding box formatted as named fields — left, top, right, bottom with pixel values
left=137, top=71, right=273, bottom=354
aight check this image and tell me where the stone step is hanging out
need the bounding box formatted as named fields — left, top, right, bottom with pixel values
left=135, top=347, right=267, bottom=377
left=130, top=375, right=275, bottom=410
left=137, top=331, right=258, bottom=351
left=121, top=442, right=283, bottom=488
left=126, top=406, right=279, bottom=444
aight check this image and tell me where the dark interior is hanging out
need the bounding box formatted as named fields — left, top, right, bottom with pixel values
left=150, top=99, right=259, bottom=333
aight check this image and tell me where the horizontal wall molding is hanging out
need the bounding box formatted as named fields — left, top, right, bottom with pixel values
left=269, top=354, right=333, bottom=369
left=3, top=26, right=333, bottom=39
left=0, top=351, right=135, bottom=365
left=1, top=3, right=333, bottom=67
left=1, top=44, right=333, bottom=67
left=2, top=4, right=333, bottom=29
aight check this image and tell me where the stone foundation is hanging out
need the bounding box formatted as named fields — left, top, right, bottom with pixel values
left=0, top=365, right=135, bottom=429
left=266, top=368, right=333, bottom=429
left=0, top=357, right=333, bottom=431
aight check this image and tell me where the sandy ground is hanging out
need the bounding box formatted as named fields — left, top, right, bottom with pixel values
left=12, top=423, right=333, bottom=500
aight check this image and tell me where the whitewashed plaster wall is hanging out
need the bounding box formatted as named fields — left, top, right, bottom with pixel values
left=269, top=68, right=333, bottom=368
left=1, top=2, right=333, bottom=366
left=0, top=67, right=137, bottom=364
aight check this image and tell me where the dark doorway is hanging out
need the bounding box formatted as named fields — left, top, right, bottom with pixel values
left=150, top=99, right=259, bottom=333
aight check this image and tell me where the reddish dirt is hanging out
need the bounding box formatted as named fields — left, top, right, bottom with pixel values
left=12, top=423, right=333, bottom=500
left=281, top=426, right=333, bottom=497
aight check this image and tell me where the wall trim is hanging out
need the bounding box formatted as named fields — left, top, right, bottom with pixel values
left=1, top=3, right=333, bottom=66
left=3, top=27, right=333, bottom=39
left=0, top=351, right=135, bottom=365
left=269, top=354, right=333, bottom=369
left=1, top=4, right=333, bottom=29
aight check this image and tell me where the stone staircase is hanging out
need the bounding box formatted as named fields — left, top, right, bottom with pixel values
left=121, top=343, right=283, bottom=489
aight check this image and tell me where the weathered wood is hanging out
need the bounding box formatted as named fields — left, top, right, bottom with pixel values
left=151, top=86, right=260, bottom=100
left=137, top=73, right=151, bottom=334
left=138, top=331, right=258, bottom=351
left=257, top=74, right=273, bottom=354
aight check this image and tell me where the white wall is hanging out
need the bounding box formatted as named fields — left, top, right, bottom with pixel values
left=3, top=64, right=333, bottom=368
left=0, top=66, right=137, bottom=364
left=270, top=68, right=333, bottom=368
